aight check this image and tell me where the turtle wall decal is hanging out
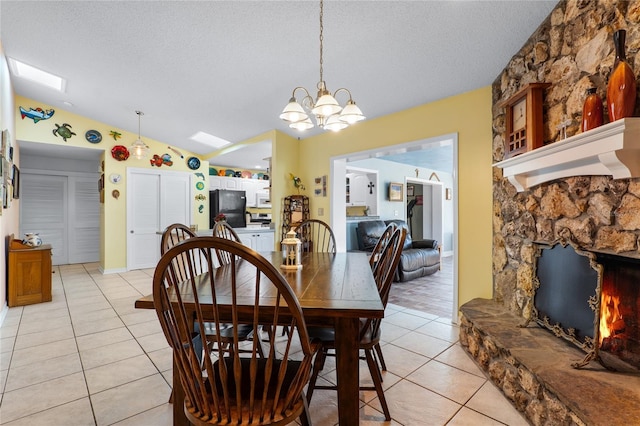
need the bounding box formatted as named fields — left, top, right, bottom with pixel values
left=52, top=123, right=76, bottom=141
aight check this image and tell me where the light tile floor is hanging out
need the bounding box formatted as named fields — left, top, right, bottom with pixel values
left=0, top=263, right=528, bottom=425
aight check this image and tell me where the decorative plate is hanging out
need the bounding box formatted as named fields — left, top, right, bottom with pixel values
left=187, top=156, right=201, bottom=170
left=262, top=174, right=269, bottom=180
left=209, top=168, right=217, bottom=176
left=234, top=171, right=242, bottom=178
left=85, top=130, right=102, bottom=144
left=225, top=169, right=235, bottom=176
left=257, top=172, right=264, bottom=179
left=241, top=170, right=252, bottom=179
left=109, top=173, right=122, bottom=184
left=111, top=145, right=130, bottom=161
left=196, top=181, right=205, bottom=190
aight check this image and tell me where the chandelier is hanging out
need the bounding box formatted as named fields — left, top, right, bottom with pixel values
left=279, top=0, right=365, bottom=132
left=130, top=110, right=150, bottom=160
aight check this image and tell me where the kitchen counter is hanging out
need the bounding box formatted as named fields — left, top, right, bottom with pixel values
left=196, top=225, right=274, bottom=237
left=346, top=216, right=380, bottom=222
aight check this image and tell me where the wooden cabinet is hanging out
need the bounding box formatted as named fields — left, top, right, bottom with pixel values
left=8, top=237, right=52, bottom=307
left=281, top=195, right=310, bottom=241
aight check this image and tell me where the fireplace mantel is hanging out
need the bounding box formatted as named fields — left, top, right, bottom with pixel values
left=494, top=118, right=640, bottom=192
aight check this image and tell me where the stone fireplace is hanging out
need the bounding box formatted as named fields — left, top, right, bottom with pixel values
left=459, top=1, right=640, bottom=425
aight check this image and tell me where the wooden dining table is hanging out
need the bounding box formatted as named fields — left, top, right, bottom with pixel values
left=135, top=251, right=383, bottom=425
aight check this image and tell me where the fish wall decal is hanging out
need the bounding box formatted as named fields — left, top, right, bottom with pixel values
left=19, top=106, right=55, bottom=123
left=195, top=172, right=205, bottom=181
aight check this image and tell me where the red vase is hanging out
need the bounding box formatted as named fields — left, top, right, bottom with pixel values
left=582, top=87, right=603, bottom=132
left=607, top=29, right=637, bottom=121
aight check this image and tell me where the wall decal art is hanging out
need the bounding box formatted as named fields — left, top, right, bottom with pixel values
left=111, top=145, right=130, bottom=161
left=150, top=153, right=173, bottom=167
left=168, top=146, right=184, bottom=159
left=19, top=106, right=54, bottom=123
left=198, top=204, right=204, bottom=213
left=187, top=156, right=201, bottom=170
left=85, top=130, right=102, bottom=144
left=195, top=194, right=206, bottom=201
left=52, top=123, right=76, bottom=141
left=109, top=130, right=122, bottom=141
left=196, top=181, right=205, bottom=190
left=194, top=172, right=205, bottom=181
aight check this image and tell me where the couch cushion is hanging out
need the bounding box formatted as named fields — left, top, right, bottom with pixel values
left=356, top=220, right=387, bottom=251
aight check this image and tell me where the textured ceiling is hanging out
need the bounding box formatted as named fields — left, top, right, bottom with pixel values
left=1, top=1, right=557, bottom=171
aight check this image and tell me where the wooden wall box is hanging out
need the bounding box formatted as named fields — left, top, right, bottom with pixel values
left=8, top=236, right=52, bottom=307
left=498, top=82, right=551, bottom=159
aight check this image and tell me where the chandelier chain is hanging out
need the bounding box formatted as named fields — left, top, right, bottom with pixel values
left=319, top=0, right=324, bottom=86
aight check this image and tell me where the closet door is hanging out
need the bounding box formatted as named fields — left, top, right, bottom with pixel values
left=68, top=176, right=100, bottom=263
left=19, top=174, right=68, bottom=265
left=127, top=169, right=192, bottom=270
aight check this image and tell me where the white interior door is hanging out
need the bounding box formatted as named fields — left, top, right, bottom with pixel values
left=20, top=174, right=68, bottom=265
left=127, top=168, right=192, bottom=270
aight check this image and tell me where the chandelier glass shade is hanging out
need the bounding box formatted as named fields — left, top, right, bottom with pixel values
left=130, top=110, right=150, bottom=160
left=279, top=0, right=365, bottom=132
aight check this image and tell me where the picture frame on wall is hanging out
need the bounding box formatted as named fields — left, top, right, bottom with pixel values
left=389, top=182, right=403, bottom=201
left=12, top=165, right=19, bottom=199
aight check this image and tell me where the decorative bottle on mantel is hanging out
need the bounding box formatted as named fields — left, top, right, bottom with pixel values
left=582, top=87, right=604, bottom=132
left=607, top=29, right=637, bottom=122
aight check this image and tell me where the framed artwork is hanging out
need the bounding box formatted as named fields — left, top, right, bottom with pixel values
left=12, top=165, right=19, bottom=199
left=1, top=129, right=9, bottom=159
left=389, top=182, right=403, bottom=201
left=407, top=184, right=414, bottom=197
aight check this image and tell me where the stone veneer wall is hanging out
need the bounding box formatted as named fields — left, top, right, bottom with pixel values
left=493, top=1, right=640, bottom=319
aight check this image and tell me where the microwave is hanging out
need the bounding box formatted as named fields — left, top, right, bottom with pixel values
left=256, top=192, right=271, bottom=208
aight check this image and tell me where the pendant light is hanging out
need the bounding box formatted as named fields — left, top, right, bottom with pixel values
left=130, top=111, right=150, bottom=160
left=279, top=0, right=365, bottom=132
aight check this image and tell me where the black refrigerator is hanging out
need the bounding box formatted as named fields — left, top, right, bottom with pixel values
left=209, top=189, right=247, bottom=229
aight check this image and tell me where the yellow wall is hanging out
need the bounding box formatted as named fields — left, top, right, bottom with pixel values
left=15, top=96, right=209, bottom=271
left=297, top=87, right=494, bottom=309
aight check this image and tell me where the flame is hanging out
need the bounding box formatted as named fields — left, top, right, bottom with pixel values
left=599, top=292, right=623, bottom=345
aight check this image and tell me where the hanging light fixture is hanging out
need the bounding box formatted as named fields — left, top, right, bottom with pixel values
left=130, top=110, right=150, bottom=160
left=279, top=0, right=365, bottom=132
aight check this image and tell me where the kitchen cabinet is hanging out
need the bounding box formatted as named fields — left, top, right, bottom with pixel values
left=239, top=230, right=275, bottom=251
left=209, top=176, right=269, bottom=207
left=345, top=168, right=378, bottom=213
left=8, top=236, right=52, bottom=307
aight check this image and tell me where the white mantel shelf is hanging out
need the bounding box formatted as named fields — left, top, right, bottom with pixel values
left=494, top=118, right=640, bottom=192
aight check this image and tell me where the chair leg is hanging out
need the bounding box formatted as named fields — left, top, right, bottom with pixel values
left=373, top=343, right=387, bottom=371
left=306, top=347, right=327, bottom=404
left=365, top=348, right=391, bottom=421
left=299, top=391, right=312, bottom=426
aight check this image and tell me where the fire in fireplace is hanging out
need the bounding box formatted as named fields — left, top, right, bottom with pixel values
left=598, top=254, right=640, bottom=372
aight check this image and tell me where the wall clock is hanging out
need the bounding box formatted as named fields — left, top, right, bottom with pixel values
left=498, top=82, right=551, bottom=159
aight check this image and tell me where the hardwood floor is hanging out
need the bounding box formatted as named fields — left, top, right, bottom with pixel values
left=387, top=255, right=454, bottom=319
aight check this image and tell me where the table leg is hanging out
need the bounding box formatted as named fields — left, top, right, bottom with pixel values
left=334, top=317, right=360, bottom=425
left=172, top=352, right=189, bottom=426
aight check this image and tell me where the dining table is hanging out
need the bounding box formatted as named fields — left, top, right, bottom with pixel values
left=135, top=250, right=384, bottom=425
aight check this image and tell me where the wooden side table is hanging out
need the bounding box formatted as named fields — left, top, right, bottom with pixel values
left=8, top=236, right=52, bottom=307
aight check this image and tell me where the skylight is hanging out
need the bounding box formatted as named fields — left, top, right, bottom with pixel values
left=189, top=131, right=231, bottom=149
left=8, top=58, right=66, bottom=92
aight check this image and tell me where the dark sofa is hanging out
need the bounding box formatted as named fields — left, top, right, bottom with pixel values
left=356, top=219, right=440, bottom=282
